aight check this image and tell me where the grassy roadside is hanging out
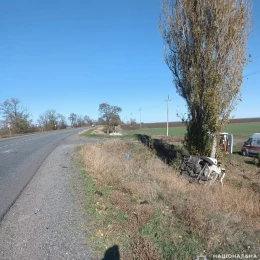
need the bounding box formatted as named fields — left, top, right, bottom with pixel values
left=78, top=131, right=260, bottom=260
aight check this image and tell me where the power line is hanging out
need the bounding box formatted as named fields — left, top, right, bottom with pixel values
left=148, top=101, right=164, bottom=110
left=250, top=54, right=260, bottom=60
left=243, top=53, right=260, bottom=78
left=140, top=94, right=179, bottom=112
left=243, top=69, right=260, bottom=78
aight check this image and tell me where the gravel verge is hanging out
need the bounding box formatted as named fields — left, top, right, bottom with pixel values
left=0, top=140, right=97, bottom=260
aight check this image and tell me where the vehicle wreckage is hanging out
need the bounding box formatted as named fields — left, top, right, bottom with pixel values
left=180, top=152, right=226, bottom=186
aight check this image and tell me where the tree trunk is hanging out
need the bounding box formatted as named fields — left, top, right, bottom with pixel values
left=210, top=134, right=218, bottom=158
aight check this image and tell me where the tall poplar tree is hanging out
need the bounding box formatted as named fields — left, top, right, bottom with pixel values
left=160, top=0, right=251, bottom=157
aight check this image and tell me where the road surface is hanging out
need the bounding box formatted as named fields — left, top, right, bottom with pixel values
left=0, top=131, right=101, bottom=259
left=0, top=128, right=87, bottom=220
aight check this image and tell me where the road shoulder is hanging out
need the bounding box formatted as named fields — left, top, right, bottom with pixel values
left=0, top=143, right=96, bottom=260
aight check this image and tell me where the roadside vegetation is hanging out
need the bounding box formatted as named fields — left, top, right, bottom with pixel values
left=79, top=127, right=260, bottom=260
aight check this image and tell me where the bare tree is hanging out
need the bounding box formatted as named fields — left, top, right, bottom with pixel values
left=84, top=115, right=93, bottom=126
left=99, top=103, right=122, bottom=134
left=76, top=115, right=85, bottom=127
left=57, top=113, right=67, bottom=129
left=97, top=117, right=105, bottom=125
left=0, top=98, right=32, bottom=134
left=68, top=113, right=77, bottom=127
left=128, top=117, right=137, bottom=126
left=160, top=0, right=251, bottom=157
left=38, top=109, right=58, bottom=130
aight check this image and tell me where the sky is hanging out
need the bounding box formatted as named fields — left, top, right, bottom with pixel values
left=1, top=0, right=260, bottom=124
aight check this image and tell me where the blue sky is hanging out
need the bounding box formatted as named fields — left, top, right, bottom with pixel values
left=1, top=0, right=260, bottom=124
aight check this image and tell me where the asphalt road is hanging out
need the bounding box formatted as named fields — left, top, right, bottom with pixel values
left=0, top=128, right=88, bottom=221
left=0, top=131, right=102, bottom=259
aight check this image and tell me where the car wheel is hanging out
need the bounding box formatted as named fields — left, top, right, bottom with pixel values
left=242, top=150, right=248, bottom=156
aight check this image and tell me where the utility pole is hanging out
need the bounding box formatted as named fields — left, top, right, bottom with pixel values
left=138, top=108, right=142, bottom=129
left=165, top=95, right=172, bottom=136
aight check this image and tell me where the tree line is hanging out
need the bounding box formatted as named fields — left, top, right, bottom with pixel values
left=0, top=99, right=123, bottom=136
left=0, top=98, right=96, bottom=135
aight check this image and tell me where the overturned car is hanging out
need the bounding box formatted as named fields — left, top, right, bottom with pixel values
left=180, top=153, right=226, bottom=186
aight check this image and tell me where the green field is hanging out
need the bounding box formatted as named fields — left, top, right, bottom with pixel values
left=122, top=126, right=185, bottom=136
left=123, top=122, right=260, bottom=137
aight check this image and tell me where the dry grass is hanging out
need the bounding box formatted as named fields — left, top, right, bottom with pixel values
left=92, top=126, right=107, bottom=135
left=80, top=138, right=260, bottom=259
left=130, top=235, right=160, bottom=260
